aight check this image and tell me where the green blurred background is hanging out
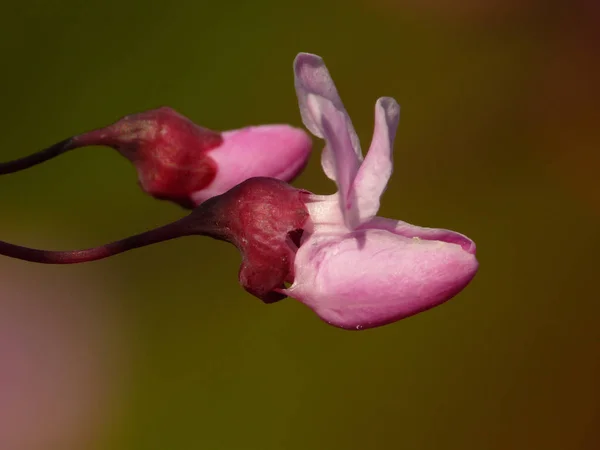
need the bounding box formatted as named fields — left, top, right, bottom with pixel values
left=0, top=1, right=598, bottom=449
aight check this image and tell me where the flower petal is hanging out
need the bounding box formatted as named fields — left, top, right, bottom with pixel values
left=294, top=53, right=363, bottom=222
left=293, top=53, right=361, bottom=152
left=362, top=216, right=476, bottom=254
left=286, top=228, right=478, bottom=330
left=190, top=124, right=312, bottom=205
left=349, top=97, right=400, bottom=227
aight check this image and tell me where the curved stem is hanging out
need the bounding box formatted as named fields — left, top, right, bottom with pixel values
left=0, top=138, right=75, bottom=175
left=0, top=217, right=195, bottom=264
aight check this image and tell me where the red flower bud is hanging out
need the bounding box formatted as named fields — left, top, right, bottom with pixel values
left=0, top=107, right=312, bottom=208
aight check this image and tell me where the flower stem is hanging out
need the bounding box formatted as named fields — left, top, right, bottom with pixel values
left=0, top=138, right=75, bottom=175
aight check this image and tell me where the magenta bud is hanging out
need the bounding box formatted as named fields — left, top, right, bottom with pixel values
left=0, top=107, right=312, bottom=208
left=73, top=107, right=223, bottom=208
left=0, top=177, right=309, bottom=303
left=74, top=107, right=312, bottom=208
left=204, top=177, right=309, bottom=302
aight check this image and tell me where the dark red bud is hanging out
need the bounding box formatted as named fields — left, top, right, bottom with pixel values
left=0, top=177, right=310, bottom=302
left=202, top=177, right=309, bottom=302
left=73, top=107, right=222, bottom=208
left=0, top=107, right=222, bottom=208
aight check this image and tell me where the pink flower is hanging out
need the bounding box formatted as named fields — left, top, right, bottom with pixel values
left=0, top=53, right=478, bottom=330
left=279, top=53, right=478, bottom=329
left=0, top=107, right=312, bottom=208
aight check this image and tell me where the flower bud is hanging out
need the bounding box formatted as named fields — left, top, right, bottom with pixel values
left=0, top=107, right=312, bottom=208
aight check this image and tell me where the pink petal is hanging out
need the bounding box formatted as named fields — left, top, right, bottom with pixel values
left=349, top=97, right=400, bottom=227
left=362, top=216, right=476, bottom=254
left=286, top=228, right=478, bottom=330
left=190, top=124, right=312, bottom=205
left=293, top=53, right=361, bottom=152
left=293, top=53, right=363, bottom=223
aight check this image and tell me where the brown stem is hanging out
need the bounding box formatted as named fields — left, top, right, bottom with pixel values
left=0, top=138, right=75, bottom=175
left=0, top=207, right=223, bottom=264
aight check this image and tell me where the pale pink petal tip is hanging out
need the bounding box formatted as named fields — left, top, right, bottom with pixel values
left=293, top=52, right=363, bottom=222
left=349, top=97, right=400, bottom=226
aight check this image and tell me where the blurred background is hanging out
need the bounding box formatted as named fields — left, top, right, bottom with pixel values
left=0, top=1, right=598, bottom=449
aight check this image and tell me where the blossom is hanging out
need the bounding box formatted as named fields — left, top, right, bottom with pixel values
left=0, top=53, right=478, bottom=330
left=0, top=106, right=312, bottom=208
left=278, top=53, right=478, bottom=329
